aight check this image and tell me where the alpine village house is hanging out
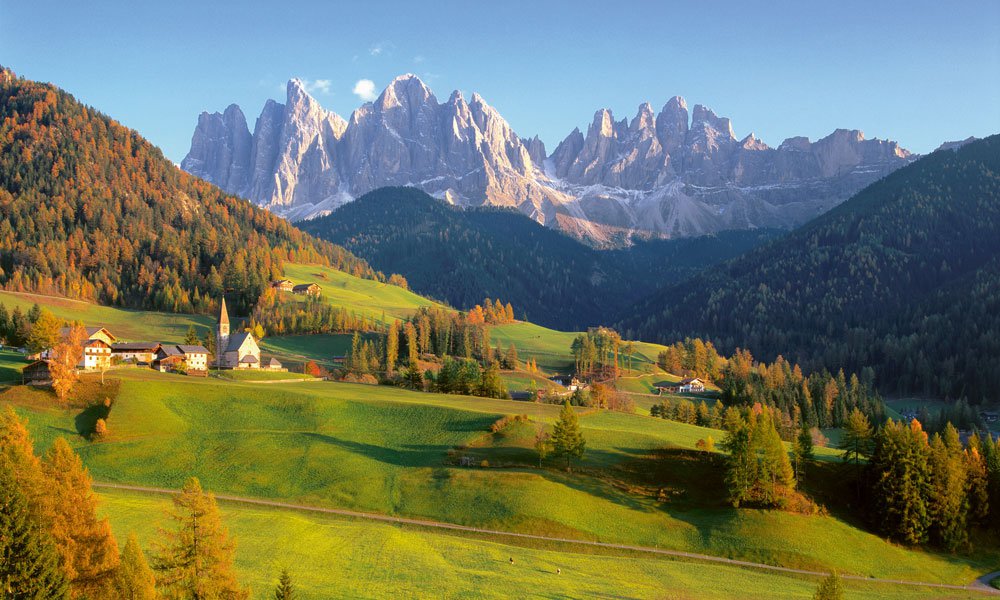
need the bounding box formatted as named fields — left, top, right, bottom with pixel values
left=23, top=296, right=281, bottom=384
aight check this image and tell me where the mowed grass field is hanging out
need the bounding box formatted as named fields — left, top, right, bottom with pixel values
left=282, top=262, right=448, bottom=322
left=2, top=370, right=994, bottom=588
left=97, top=487, right=979, bottom=600
left=0, top=290, right=214, bottom=342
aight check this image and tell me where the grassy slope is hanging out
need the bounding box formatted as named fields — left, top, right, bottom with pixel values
left=0, top=290, right=214, bottom=342
left=0, top=349, right=28, bottom=384
left=282, top=263, right=447, bottom=322
left=98, top=487, right=977, bottom=600
left=2, top=372, right=989, bottom=586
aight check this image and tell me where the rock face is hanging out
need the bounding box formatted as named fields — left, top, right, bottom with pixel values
left=183, top=75, right=914, bottom=244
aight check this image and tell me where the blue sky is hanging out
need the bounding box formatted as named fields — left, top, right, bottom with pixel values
left=2, top=0, right=998, bottom=162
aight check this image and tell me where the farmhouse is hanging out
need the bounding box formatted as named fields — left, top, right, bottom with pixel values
left=154, top=344, right=210, bottom=374
left=292, top=283, right=321, bottom=297
left=679, top=377, right=706, bottom=393
left=655, top=377, right=707, bottom=394
left=271, top=279, right=294, bottom=291
left=38, top=326, right=116, bottom=370
left=111, top=341, right=161, bottom=365
left=216, top=297, right=262, bottom=369
left=266, top=357, right=284, bottom=371
left=22, top=359, right=53, bottom=385
left=550, top=375, right=582, bottom=391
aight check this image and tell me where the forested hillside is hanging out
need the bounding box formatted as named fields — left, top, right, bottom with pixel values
left=620, top=135, right=1000, bottom=403
left=0, top=67, right=376, bottom=314
left=299, top=187, right=776, bottom=329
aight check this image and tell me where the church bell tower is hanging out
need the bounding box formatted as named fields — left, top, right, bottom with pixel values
left=217, top=297, right=230, bottom=368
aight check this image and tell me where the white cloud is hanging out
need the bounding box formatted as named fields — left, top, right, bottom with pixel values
left=369, top=41, right=394, bottom=57
left=353, top=79, right=377, bottom=102
left=305, top=79, right=332, bottom=95
left=413, top=55, right=425, bottom=64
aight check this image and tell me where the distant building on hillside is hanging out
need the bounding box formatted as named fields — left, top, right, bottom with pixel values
left=655, top=377, right=706, bottom=394
left=292, top=283, right=321, bottom=297
left=549, top=375, right=582, bottom=391
left=679, top=378, right=705, bottom=393
left=216, top=297, right=261, bottom=369
left=271, top=279, right=294, bottom=292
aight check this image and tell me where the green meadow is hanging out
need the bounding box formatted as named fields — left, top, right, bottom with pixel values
left=97, top=487, right=980, bottom=600
left=2, top=370, right=994, bottom=589
left=282, top=262, right=448, bottom=322
left=0, top=290, right=214, bottom=342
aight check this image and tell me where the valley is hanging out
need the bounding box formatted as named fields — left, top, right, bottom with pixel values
left=1, top=6, right=998, bottom=595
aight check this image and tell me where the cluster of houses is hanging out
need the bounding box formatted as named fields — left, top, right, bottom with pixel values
left=271, top=279, right=321, bottom=297
left=22, top=297, right=283, bottom=385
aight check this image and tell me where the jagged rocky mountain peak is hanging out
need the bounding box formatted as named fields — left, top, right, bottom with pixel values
left=183, top=76, right=915, bottom=245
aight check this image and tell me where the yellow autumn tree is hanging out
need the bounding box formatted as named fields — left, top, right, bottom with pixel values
left=153, top=477, right=248, bottom=600
left=49, top=322, right=86, bottom=401
left=41, top=437, right=121, bottom=598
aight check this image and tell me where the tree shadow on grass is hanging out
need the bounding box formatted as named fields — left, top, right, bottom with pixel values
left=300, top=432, right=454, bottom=468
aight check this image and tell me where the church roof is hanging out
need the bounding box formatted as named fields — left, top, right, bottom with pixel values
left=226, top=332, right=255, bottom=352
left=219, top=297, right=230, bottom=327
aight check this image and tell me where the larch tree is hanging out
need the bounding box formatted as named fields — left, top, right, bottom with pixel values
left=183, top=325, right=200, bottom=345
left=49, top=322, right=87, bottom=401
left=0, top=457, right=70, bottom=599
left=153, top=477, right=248, bottom=600
left=273, top=569, right=295, bottom=600
left=550, top=401, right=585, bottom=470
left=26, top=308, right=62, bottom=354
left=927, top=424, right=969, bottom=551
left=811, top=572, right=843, bottom=600
left=41, top=437, right=121, bottom=598
left=385, top=320, right=399, bottom=375
left=114, top=533, right=158, bottom=600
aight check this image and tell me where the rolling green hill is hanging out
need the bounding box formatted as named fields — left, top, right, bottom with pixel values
left=299, top=187, right=778, bottom=330
left=0, top=67, right=375, bottom=316
left=620, top=135, right=1000, bottom=403
left=3, top=370, right=994, bottom=591
left=97, top=487, right=977, bottom=600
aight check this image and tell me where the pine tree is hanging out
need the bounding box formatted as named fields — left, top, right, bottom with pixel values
left=550, top=401, right=585, bottom=470
left=721, top=415, right=754, bottom=507
left=798, top=424, right=815, bottom=461
left=0, top=458, right=70, bottom=599
left=839, top=408, right=874, bottom=467
left=153, top=477, right=248, bottom=600
left=41, top=437, right=120, bottom=598
left=273, top=569, right=295, bottom=600
left=183, top=325, right=200, bottom=346
left=114, top=533, right=157, bottom=600
left=812, top=572, right=843, bottom=600
left=869, top=420, right=931, bottom=544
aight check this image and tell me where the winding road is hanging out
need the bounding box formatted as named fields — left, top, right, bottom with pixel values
left=93, top=482, right=999, bottom=595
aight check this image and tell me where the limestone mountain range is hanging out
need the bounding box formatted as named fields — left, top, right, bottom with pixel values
left=182, top=75, right=913, bottom=244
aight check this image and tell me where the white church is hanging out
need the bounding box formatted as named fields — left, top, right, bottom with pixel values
left=216, top=297, right=262, bottom=369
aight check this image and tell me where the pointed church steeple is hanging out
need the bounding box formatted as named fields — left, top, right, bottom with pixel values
left=217, top=297, right=231, bottom=368
left=218, top=296, right=230, bottom=334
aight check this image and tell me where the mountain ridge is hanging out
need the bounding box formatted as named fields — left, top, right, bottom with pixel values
left=183, top=75, right=914, bottom=245
left=616, top=135, right=1000, bottom=402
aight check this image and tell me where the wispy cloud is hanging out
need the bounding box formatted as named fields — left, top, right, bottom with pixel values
left=369, top=41, right=394, bottom=57
left=413, top=55, right=425, bottom=64
left=304, top=79, right=332, bottom=95
left=353, top=79, right=377, bottom=102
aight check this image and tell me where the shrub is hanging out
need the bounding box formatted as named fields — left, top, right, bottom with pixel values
left=479, top=460, right=489, bottom=468
left=94, top=418, right=108, bottom=440
left=489, top=414, right=530, bottom=433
